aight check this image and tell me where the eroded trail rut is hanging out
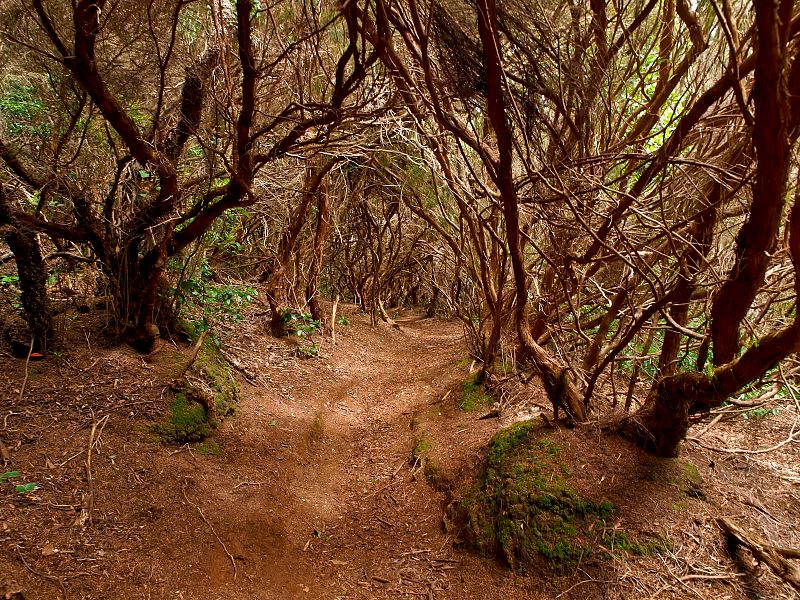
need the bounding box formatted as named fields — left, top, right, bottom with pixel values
left=162, top=313, right=532, bottom=599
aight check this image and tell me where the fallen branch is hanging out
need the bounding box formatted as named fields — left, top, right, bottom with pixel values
left=182, top=482, right=237, bottom=580
left=718, top=517, right=800, bottom=591
left=80, top=413, right=109, bottom=526
left=175, top=330, right=209, bottom=380
left=15, top=544, right=68, bottom=599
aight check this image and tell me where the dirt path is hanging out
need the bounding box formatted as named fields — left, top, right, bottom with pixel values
left=4, top=307, right=799, bottom=599
left=151, top=311, right=531, bottom=599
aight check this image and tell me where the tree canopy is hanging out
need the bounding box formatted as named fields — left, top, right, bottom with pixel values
left=1, top=0, right=800, bottom=457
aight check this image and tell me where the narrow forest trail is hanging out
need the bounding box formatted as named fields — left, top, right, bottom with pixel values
left=158, top=310, right=537, bottom=599
left=7, top=305, right=795, bottom=599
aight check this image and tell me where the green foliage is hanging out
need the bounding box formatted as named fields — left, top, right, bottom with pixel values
left=460, top=373, right=492, bottom=411
left=207, top=207, right=248, bottom=257
left=0, top=80, right=48, bottom=137
left=1, top=470, right=38, bottom=494
left=173, top=258, right=257, bottom=331
left=15, top=482, right=38, bottom=493
left=459, top=422, right=615, bottom=572
left=296, top=342, right=320, bottom=358
left=0, top=274, right=19, bottom=287
left=335, top=314, right=350, bottom=326
left=281, top=309, right=321, bottom=337
left=741, top=407, right=779, bottom=421
left=0, top=470, right=20, bottom=482
left=281, top=309, right=322, bottom=357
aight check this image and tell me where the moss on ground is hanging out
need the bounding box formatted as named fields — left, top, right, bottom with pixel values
left=155, top=336, right=239, bottom=444
left=412, top=436, right=431, bottom=460
left=196, top=440, right=221, bottom=456
left=460, top=373, right=492, bottom=411
left=602, top=531, right=673, bottom=557
left=154, top=393, right=211, bottom=443
left=193, top=335, right=239, bottom=419
left=457, top=421, right=616, bottom=572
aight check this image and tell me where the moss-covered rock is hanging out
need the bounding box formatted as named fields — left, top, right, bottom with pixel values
left=455, top=421, right=615, bottom=572
left=154, top=393, right=212, bottom=444
left=193, top=335, right=239, bottom=420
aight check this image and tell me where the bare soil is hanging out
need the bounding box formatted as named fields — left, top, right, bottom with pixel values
left=0, top=302, right=798, bottom=599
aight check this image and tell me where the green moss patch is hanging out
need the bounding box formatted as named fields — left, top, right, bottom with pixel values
left=155, top=336, right=239, bottom=445
left=154, top=393, right=212, bottom=444
left=460, top=374, right=492, bottom=411
left=456, top=421, right=615, bottom=572
left=602, top=531, right=673, bottom=557
left=196, top=441, right=221, bottom=456
left=193, top=336, right=239, bottom=419
left=412, top=436, right=431, bottom=461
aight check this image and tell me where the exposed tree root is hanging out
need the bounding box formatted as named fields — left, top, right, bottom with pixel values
left=718, top=517, right=800, bottom=592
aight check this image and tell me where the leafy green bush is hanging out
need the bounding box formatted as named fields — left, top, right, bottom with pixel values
left=171, top=258, right=257, bottom=331
left=0, top=80, right=49, bottom=138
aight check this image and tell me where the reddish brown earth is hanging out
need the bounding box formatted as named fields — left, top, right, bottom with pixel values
left=0, top=304, right=798, bottom=599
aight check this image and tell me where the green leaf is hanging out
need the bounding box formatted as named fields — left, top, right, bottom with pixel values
left=138, top=169, right=151, bottom=178
left=15, top=482, right=38, bottom=493
left=0, top=470, right=20, bottom=482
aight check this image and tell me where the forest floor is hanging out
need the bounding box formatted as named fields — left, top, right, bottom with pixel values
left=0, top=301, right=799, bottom=599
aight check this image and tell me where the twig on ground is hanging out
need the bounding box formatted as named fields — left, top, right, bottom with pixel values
left=429, top=390, right=451, bottom=405
left=219, top=349, right=256, bottom=383
left=687, top=428, right=800, bottom=455
left=182, top=481, right=237, bottom=580
left=15, top=544, right=68, bottom=599
left=19, top=337, right=34, bottom=399
left=81, top=412, right=110, bottom=526
left=331, top=294, right=339, bottom=346
left=554, top=577, right=608, bottom=598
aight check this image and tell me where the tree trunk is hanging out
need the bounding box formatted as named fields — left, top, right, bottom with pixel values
left=261, top=160, right=337, bottom=336
left=629, top=321, right=800, bottom=456
left=0, top=184, right=52, bottom=353
left=627, top=0, right=800, bottom=455
left=476, top=0, right=586, bottom=422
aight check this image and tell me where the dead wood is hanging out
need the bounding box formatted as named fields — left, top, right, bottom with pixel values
left=718, top=516, right=800, bottom=591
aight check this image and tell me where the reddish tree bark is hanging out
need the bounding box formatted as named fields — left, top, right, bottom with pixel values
left=476, top=0, right=586, bottom=422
